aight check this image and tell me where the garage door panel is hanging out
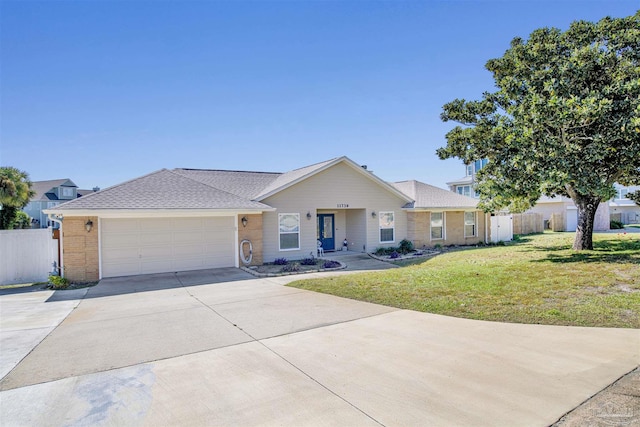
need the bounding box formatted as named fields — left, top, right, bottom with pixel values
left=140, top=246, right=173, bottom=258
left=102, top=233, right=139, bottom=248
left=139, top=233, right=172, bottom=245
left=140, top=218, right=173, bottom=232
left=102, top=219, right=139, bottom=233
left=101, top=217, right=236, bottom=278
left=102, top=247, right=139, bottom=262
left=103, top=261, right=140, bottom=277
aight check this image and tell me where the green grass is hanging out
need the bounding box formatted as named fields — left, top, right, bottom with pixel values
left=288, top=232, right=640, bottom=328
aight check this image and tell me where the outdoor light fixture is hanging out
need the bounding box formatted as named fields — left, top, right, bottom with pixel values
left=306, top=212, right=312, bottom=220
left=85, top=219, right=93, bottom=232
left=371, top=211, right=377, bottom=218
left=241, top=216, right=248, bottom=227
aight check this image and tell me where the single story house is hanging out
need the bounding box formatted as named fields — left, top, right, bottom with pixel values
left=45, top=156, right=488, bottom=282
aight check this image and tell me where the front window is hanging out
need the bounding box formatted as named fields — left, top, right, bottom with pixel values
left=464, top=211, right=476, bottom=237
left=279, top=213, right=300, bottom=250
left=379, top=211, right=395, bottom=243
left=62, top=187, right=74, bottom=197
left=47, top=202, right=59, bottom=208
left=431, top=212, right=444, bottom=240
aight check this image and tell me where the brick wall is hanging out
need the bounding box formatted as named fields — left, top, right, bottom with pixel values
left=238, top=214, right=263, bottom=266
left=407, top=210, right=486, bottom=248
left=62, top=216, right=99, bottom=282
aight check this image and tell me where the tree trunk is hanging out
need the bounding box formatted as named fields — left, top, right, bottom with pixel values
left=571, top=195, right=601, bottom=251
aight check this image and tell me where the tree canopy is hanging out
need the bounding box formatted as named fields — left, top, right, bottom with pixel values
left=437, top=11, right=640, bottom=250
left=0, top=167, right=35, bottom=230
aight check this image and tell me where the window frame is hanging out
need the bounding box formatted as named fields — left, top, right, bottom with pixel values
left=278, top=213, right=300, bottom=251
left=378, top=211, right=395, bottom=244
left=430, top=212, right=445, bottom=240
left=464, top=211, right=477, bottom=238
left=61, top=187, right=74, bottom=197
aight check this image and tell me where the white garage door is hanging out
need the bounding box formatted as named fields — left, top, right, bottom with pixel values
left=101, top=217, right=235, bottom=278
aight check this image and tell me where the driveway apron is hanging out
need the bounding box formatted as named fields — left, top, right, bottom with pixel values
left=0, top=262, right=638, bottom=426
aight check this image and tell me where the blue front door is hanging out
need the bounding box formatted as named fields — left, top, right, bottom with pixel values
left=317, top=214, right=335, bottom=252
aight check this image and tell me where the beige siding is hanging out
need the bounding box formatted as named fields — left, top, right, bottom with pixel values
left=262, top=162, right=408, bottom=261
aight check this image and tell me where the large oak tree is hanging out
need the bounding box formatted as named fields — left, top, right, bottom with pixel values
left=437, top=12, right=640, bottom=250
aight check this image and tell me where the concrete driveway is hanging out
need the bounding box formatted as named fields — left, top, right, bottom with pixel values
left=1, top=261, right=638, bottom=426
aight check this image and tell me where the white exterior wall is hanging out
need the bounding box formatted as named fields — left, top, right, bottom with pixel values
left=0, top=228, right=58, bottom=285
left=261, top=162, right=409, bottom=262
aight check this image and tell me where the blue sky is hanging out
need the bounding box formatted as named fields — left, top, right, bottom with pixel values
left=1, top=1, right=638, bottom=190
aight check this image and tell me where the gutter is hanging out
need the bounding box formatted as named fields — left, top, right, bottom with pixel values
left=47, top=213, right=64, bottom=278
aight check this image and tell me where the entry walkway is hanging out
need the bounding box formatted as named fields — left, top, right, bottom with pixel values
left=1, top=268, right=638, bottom=426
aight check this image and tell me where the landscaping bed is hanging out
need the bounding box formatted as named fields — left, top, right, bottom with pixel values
left=241, top=257, right=345, bottom=277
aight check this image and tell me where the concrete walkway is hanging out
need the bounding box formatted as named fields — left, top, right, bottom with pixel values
left=0, top=261, right=638, bottom=426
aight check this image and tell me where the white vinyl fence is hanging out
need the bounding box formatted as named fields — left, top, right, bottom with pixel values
left=490, top=214, right=513, bottom=243
left=0, top=228, right=58, bottom=285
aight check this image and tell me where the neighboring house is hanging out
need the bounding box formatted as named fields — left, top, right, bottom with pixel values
left=610, top=184, right=640, bottom=225
left=446, top=159, right=488, bottom=198
left=44, top=156, right=487, bottom=282
left=446, top=162, right=611, bottom=232
left=23, top=179, right=99, bottom=229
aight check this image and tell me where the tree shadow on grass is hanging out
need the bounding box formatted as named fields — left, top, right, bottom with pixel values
left=530, top=238, right=640, bottom=264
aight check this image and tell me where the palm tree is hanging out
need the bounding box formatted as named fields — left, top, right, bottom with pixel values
left=0, top=167, right=35, bottom=229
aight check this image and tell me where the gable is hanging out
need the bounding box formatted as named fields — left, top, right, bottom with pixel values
left=263, top=161, right=411, bottom=208
left=258, top=156, right=411, bottom=205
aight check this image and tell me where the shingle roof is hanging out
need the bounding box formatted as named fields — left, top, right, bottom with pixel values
left=172, top=169, right=281, bottom=199
left=30, top=179, right=76, bottom=201
left=392, top=180, right=478, bottom=209
left=49, top=169, right=271, bottom=211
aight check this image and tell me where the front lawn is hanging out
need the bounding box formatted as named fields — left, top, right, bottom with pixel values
left=288, top=232, right=640, bottom=328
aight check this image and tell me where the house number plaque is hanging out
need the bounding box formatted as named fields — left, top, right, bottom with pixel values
left=337, top=204, right=349, bottom=208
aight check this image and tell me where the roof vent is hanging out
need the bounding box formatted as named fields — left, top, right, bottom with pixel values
left=361, top=165, right=367, bottom=170
left=92, top=187, right=100, bottom=192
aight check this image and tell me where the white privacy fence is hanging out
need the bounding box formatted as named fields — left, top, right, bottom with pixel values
left=0, top=228, right=58, bottom=286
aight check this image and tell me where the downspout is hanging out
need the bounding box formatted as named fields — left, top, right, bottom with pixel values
left=48, top=214, right=64, bottom=277
left=485, top=213, right=489, bottom=244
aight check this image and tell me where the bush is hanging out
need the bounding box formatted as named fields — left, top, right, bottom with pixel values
left=322, top=260, right=341, bottom=269
left=280, top=263, right=300, bottom=273
left=300, top=257, right=317, bottom=266
left=389, top=251, right=400, bottom=259
left=48, top=275, right=69, bottom=289
left=273, top=258, right=288, bottom=265
left=610, top=220, right=624, bottom=230
left=398, top=239, right=414, bottom=254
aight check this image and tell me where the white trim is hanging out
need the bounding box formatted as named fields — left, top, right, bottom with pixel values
left=234, top=219, right=240, bottom=268
left=378, top=211, right=395, bottom=244
left=430, top=211, right=445, bottom=241
left=98, top=217, right=103, bottom=279
left=464, top=211, right=477, bottom=238
left=278, top=213, right=300, bottom=251
left=43, top=209, right=270, bottom=218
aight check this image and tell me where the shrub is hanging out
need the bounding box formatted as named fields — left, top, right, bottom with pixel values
left=434, top=243, right=442, bottom=250
left=48, top=275, right=69, bottom=290
left=273, top=258, right=288, bottom=265
left=280, top=263, right=300, bottom=273
left=389, top=251, right=400, bottom=259
left=322, top=260, right=341, bottom=269
left=300, top=257, right=317, bottom=266
left=398, top=239, right=414, bottom=254
left=610, top=220, right=624, bottom=230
